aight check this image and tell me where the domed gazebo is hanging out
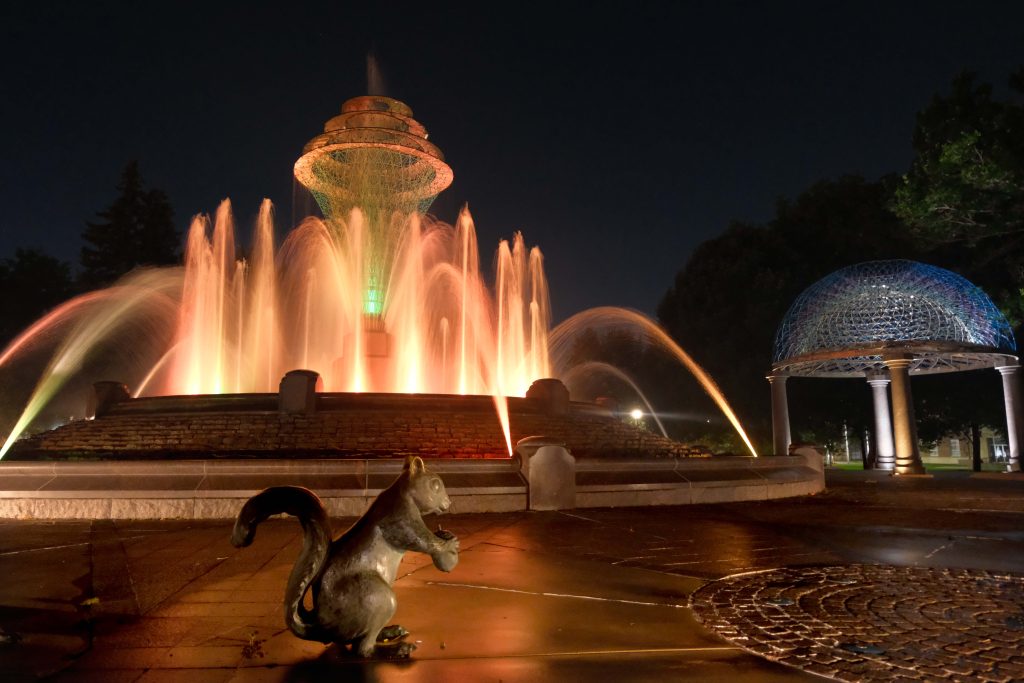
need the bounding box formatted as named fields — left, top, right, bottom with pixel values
left=769, top=260, right=1020, bottom=474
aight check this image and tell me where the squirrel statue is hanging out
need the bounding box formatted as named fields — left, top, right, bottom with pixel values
left=230, top=455, right=459, bottom=658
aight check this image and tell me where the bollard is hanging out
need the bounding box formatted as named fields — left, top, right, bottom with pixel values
left=278, top=370, right=322, bottom=415
left=515, top=435, right=575, bottom=510
left=89, top=381, right=131, bottom=418
left=525, top=378, right=570, bottom=415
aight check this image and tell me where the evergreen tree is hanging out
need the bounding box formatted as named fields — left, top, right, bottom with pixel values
left=80, top=161, right=179, bottom=287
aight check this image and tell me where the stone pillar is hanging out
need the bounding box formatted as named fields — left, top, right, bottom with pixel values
left=882, top=356, right=925, bottom=475
left=278, top=370, right=322, bottom=415
left=767, top=374, right=791, bottom=456
left=515, top=436, right=575, bottom=510
left=866, top=373, right=896, bottom=471
left=996, top=363, right=1023, bottom=473
left=89, top=381, right=131, bottom=418
left=526, top=378, right=570, bottom=415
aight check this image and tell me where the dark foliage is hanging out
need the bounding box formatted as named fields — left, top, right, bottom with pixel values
left=80, top=161, right=179, bottom=288
left=657, top=176, right=917, bottom=449
left=0, top=249, right=74, bottom=347
left=893, top=68, right=1024, bottom=326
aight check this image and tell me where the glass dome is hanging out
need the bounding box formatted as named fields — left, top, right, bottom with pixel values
left=772, top=260, right=1017, bottom=377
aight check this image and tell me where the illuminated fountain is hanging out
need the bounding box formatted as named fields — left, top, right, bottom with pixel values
left=164, top=95, right=548, bottom=398
left=0, top=94, right=756, bottom=461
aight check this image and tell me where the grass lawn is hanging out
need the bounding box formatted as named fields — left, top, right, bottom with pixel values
left=827, top=461, right=1007, bottom=472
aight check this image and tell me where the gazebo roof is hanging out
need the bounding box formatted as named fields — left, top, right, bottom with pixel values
left=772, top=260, right=1017, bottom=378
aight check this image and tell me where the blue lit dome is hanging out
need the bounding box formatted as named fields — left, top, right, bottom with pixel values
left=772, top=260, right=1017, bottom=377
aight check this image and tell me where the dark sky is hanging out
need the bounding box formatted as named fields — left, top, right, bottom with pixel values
left=1, top=1, right=1022, bottom=321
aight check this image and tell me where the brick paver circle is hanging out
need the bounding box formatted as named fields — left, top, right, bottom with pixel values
left=690, top=565, right=1024, bottom=682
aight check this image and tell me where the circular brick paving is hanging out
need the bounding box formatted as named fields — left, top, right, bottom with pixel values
left=690, top=565, right=1024, bottom=682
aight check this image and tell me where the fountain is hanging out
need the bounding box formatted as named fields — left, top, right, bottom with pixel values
left=0, top=89, right=839, bottom=522
left=0, top=96, right=556, bottom=456
left=0, top=92, right=758, bottom=467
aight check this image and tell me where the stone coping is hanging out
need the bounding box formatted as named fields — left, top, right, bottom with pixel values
left=0, top=453, right=814, bottom=478
left=0, top=457, right=518, bottom=476
left=105, top=391, right=610, bottom=417
left=0, top=454, right=823, bottom=518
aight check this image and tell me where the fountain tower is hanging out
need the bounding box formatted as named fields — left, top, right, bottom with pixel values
left=293, top=96, right=454, bottom=390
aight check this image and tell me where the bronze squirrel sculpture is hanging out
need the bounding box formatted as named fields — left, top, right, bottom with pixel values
left=230, top=455, right=459, bottom=658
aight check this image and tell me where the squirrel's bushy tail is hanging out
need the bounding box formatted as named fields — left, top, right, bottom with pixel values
left=231, top=486, right=331, bottom=640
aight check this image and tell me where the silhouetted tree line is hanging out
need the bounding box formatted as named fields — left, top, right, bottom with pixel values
left=573, top=68, right=1024, bottom=463
left=0, top=161, right=178, bottom=345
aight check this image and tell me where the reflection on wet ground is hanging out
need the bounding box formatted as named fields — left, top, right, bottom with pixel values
left=1, top=470, right=1022, bottom=681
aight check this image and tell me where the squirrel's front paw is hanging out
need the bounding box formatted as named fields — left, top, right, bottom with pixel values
left=435, top=529, right=459, bottom=552
left=434, top=548, right=459, bottom=572
left=432, top=530, right=459, bottom=572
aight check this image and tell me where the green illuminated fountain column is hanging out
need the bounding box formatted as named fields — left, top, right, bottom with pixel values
left=294, top=96, right=453, bottom=387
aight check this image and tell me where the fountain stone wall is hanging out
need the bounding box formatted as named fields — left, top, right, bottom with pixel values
left=0, top=387, right=824, bottom=520
left=8, top=392, right=707, bottom=461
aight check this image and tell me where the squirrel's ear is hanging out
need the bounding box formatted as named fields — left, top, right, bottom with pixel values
left=403, top=455, right=424, bottom=473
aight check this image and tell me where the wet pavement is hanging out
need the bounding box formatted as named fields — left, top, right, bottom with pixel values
left=1, top=469, right=1023, bottom=681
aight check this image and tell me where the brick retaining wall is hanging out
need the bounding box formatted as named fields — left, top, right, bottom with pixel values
left=11, top=393, right=707, bottom=460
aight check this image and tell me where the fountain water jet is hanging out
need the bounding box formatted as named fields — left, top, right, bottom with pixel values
left=549, top=307, right=758, bottom=457
left=560, top=361, right=669, bottom=439
left=0, top=270, right=181, bottom=457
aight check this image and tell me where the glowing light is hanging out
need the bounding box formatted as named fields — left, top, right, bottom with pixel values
left=155, top=201, right=550, bottom=397
left=492, top=394, right=513, bottom=456
left=363, top=287, right=383, bottom=316
left=560, top=361, right=669, bottom=438
left=630, top=408, right=643, bottom=420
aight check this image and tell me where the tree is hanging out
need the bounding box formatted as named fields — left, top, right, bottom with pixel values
left=657, top=176, right=918, bottom=450
left=80, top=161, right=179, bottom=288
left=657, top=221, right=785, bottom=444
left=0, top=248, right=74, bottom=346
left=892, top=69, right=1024, bottom=325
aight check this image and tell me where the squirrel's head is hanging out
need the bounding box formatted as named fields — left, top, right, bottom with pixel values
left=403, top=456, right=452, bottom=514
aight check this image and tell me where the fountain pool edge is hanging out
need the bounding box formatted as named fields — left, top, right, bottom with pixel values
left=0, top=453, right=823, bottom=519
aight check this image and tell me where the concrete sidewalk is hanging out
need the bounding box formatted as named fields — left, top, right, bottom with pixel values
left=2, top=470, right=1024, bottom=682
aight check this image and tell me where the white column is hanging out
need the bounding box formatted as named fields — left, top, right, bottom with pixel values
left=866, top=374, right=895, bottom=471
left=883, top=356, right=925, bottom=475
left=996, top=364, right=1023, bottom=473
left=767, top=374, right=791, bottom=456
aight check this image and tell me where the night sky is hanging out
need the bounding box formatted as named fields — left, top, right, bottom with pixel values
left=2, top=1, right=1022, bottom=322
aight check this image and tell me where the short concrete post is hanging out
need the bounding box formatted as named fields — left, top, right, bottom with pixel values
left=515, top=436, right=575, bottom=510
left=883, top=356, right=925, bottom=475
left=866, top=372, right=896, bottom=471
left=90, top=381, right=131, bottom=418
left=996, top=363, right=1023, bottom=472
left=278, top=370, right=322, bottom=415
left=766, top=374, right=791, bottom=456
left=789, top=443, right=826, bottom=486
left=525, top=378, right=570, bottom=415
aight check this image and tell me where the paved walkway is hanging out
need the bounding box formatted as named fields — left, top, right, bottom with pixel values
left=1, top=470, right=1023, bottom=681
